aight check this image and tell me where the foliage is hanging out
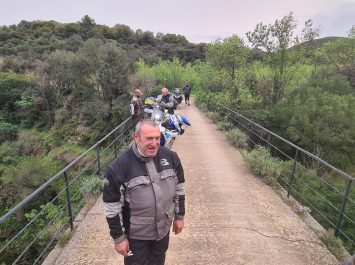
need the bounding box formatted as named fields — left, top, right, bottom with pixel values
left=226, top=128, right=248, bottom=149
left=0, top=73, right=32, bottom=112
left=194, top=62, right=231, bottom=93
left=320, top=229, right=347, bottom=260
left=132, top=59, right=156, bottom=90
left=271, top=85, right=355, bottom=173
left=152, top=57, right=186, bottom=88
left=206, top=35, right=249, bottom=94
left=205, top=111, right=220, bottom=123
left=80, top=176, right=103, bottom=199
left=0, top=156, right=60, bottom=207
left=246, top=13, right=319, bottom=105
left=315, top=33, right=355, bottom=88
left=0, top=122, right=18, bottom=143
left=243, top=146, right=283, bottom=186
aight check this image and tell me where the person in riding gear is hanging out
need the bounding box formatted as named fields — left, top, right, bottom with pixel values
left=156, top=87, right=176, bottom=114
left=183, top=84, right=191, bottom=106
left=103, top=120, right=185, bottom=265
left=130, top=89, right=144, bottom=120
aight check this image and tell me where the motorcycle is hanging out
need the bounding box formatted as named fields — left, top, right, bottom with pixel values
left=144, top=101, right=191, bottom=149
left=160, top=113, right=191, bottom=148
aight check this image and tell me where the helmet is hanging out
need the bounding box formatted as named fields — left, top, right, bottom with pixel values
left=176, top=114, right=191, bottom=126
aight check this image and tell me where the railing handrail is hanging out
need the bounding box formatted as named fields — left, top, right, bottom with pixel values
left=213, top=101, right=354, bottom=182
left=0, top=117, right=132, bottom=224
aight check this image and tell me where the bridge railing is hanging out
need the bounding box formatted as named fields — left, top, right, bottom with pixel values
left=204, top=99, right=354, bottom=252
left=0, top=117, right=135, bottom=265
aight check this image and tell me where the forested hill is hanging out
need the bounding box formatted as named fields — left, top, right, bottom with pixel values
left=0, top=15, right=206, bottom=71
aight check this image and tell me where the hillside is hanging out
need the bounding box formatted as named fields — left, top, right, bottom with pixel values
left=0, top=15, right=206, bottom=72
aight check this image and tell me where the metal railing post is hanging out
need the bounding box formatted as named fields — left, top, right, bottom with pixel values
left=335, top=179, right=352, bottom=236
left=96, top=144, right=101, bottom=176
left=287, top=149, right=299, bottom=198
left=113, top=130, right=118, bottom=158
left=64, top=171, right=74, bottom=231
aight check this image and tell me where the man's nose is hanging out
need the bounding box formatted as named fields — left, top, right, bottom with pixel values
left=153, top=139, right=160, bottom=146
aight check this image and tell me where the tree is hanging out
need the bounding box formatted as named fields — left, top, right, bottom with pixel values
left=97, top=42, right=133, bottom=116
left=205, top=35, right=249, bottom=95
left=111, top=24, right=134, bottom=43
left=316, top=27, right=355, bottom=89
left=247, top=13, right=319, bottom=105
left=0, top=73, right=32, bottom=112
left=0, top=156, right=59, bottom=207
left=78, top=15, right=96, bottom=39
left=271, top=85, right=355, bottom=172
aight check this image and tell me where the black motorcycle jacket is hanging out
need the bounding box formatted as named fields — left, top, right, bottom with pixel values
left=103, top=143, right=185, bottom=243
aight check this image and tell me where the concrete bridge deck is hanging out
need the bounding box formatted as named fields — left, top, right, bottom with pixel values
left=50, top=101, right=338, bottom=265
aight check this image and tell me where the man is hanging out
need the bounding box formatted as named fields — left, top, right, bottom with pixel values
left=156, top=87, right=176, bottom=114
left=103, top=119, right=185, bottom=265
left=183, top=84, right=191, bottom=106
left=130, top=89, right=145, bottom=120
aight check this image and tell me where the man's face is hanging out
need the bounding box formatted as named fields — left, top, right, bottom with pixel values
left=135, top=90, right=142, bottom=97
left=134, top=124, right=161, bottom=157
left=162, top=90, right=168, bottom=96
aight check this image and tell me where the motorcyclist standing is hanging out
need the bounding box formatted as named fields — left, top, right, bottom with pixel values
left=183, top=84, right=191, bottom=106
left=156, top=87, right=176, bottom=114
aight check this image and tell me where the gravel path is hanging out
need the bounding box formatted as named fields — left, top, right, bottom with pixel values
left=50, top=100, right=339, bottom=265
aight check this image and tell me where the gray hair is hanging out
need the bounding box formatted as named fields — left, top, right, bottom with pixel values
left=134, top=119, right=159, bottom=135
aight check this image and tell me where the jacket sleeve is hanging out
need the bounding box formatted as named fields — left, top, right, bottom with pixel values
left=172, top=152, right=185, bottom=219
left=102, top=166, right=126, bottom=243
left=166, top=96, right=176, bottom=108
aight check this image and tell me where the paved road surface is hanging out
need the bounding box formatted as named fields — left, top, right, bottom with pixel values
left=51, top=100, right=339, bottom=265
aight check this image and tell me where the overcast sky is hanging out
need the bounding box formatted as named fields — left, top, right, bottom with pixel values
left=0, top=0, right=354, bottom=43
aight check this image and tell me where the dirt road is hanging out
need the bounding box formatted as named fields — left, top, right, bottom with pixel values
left=51, top=100, right=339, bottom=265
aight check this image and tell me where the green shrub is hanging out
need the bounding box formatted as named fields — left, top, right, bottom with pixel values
left=80, top=176, right=103, bottom=199
left=320, top=229, right=347, bottom=260
left=205, top=111, right=219, bottom=123
left=244, top=146, right=283, bottom=186
left=196, top=100, right=208, bottom=112
left=1, top=156, right=60, bottom=206
left=54, top=108, right=67, bottom=128
left=217, top=120, right=233, bottom=132
left=0, top=122, right=18, bottom=143
left=226, top=128, right=248, bottom=149
left=0, top=141, right=24, bottom=166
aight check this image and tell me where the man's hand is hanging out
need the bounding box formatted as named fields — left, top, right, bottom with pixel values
left=114, top=238, right=130, bottom=256
left=172, top=219, right=184, bottom=234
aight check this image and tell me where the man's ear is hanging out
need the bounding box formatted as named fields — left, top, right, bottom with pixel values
left=133, top=132, right=139, bottom=141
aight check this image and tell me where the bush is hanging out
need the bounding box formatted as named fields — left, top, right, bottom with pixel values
left=196, top=100, right=208, bottom=112
left=205, top=111, right=220, bottom=123
left=0, top=122, right=18, bottom=143
left=54, top=108, right=71, bottom=128
left=244, top=146, right=283, bottom=186
left=80, top=176, right=103, bottom=199
left=217, top=120, right=233, bottom=132
left=226, top=128, right=248, bottom=149
left=0, top=156, right=60, bottom=206
left=320, top=229, right=347, bottom=260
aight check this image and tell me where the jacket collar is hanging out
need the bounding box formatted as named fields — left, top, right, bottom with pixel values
left=132, top=142, right=152, bottom=163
